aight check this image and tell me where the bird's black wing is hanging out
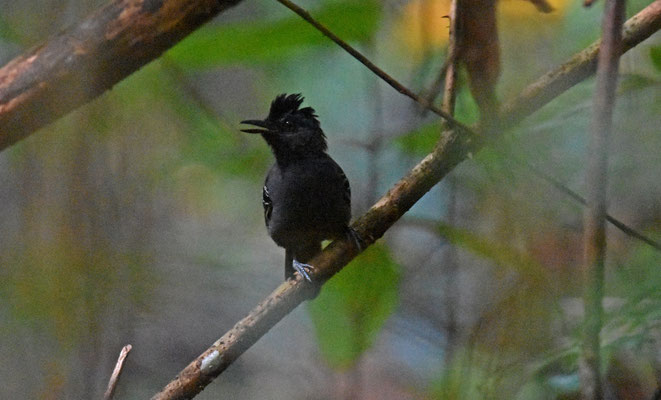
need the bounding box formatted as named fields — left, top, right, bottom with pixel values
left=331, top=159, right=351, bottom=208
left=342, top=172, right=351, bottom=206
left=328, top=158, right=363, bottom=251
left=262, top=183, right=273, bottom=227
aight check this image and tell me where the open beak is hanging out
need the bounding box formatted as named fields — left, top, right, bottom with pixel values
left=240, top=119, right=273, bottom=134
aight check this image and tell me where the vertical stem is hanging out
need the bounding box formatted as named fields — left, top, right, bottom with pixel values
left=443, top=178, right=459, bottom=362
left=442, top=0, right=461, bottom=363
left=441, top=0, right=460, bottom=117
left=580, top=0, right=626, bottom=398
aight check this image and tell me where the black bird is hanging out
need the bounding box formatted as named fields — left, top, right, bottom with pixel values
left=241, top=94, right=359, bottom=281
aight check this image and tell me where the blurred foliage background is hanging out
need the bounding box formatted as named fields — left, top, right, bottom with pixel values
left=0, top=0, right=660, bottom=399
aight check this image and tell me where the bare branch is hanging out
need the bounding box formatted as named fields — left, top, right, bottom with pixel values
left=0, top=0, right=243, bottom=150
left=441, top=0, right=461, bottom=116
left=103, top=344, right=132, bottom=400
left=580, top=0, right=626, bottom=398
left=420, top=58, right=449, bottom=110
left=151, top=4, right=661, bottom=398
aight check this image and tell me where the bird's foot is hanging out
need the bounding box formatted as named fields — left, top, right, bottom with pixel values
left=293, top=259, right=314, bottom=282
left=346, top=227, right=364, bottom=252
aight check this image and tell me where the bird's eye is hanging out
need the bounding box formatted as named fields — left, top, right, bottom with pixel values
left=283, top=119, right=293, bottom=129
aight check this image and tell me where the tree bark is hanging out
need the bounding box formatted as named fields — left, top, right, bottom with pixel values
left=0, top=0, right=242, bottom=150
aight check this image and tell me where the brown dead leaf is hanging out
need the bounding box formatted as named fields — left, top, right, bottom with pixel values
left=459, top=0, right=500, bottom=122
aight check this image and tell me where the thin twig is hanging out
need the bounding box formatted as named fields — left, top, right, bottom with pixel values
left=103, top=344, right=132, bottom=400
left=420, top=57, right=449, bottom=111
left=441, top=0, right=461, bottom=117
left=517, top=158, right=661, bottom=251
left=274, top=0, right=472, bottom=134
left=580, top=0, right=626, bottom=398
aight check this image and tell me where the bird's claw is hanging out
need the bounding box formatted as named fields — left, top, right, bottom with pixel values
left=346, top=227, right=364, bottom=252
left=293, top=259, right=314, bottom=282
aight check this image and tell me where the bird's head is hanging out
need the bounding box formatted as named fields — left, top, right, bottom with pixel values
left=241, top=93, right=327, bottom=157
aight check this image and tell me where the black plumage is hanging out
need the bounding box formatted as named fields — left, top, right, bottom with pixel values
left=241, top=94, right=357, bottom=281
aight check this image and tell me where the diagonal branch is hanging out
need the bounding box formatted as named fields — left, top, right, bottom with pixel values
left=0, top=0, right=243, bottom=150
left=151, top=3, right=661, bottom=399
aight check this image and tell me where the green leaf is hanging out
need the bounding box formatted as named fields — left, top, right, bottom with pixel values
left=307, top=243, right=400, bottom=369
left=650, top=46, right=661, bottom=72
left=394, top=122, right=441, bottom=156
left=168, top=0, right=382, bottom=68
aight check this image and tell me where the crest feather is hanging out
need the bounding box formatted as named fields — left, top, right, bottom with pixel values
left=268, top=93, right=318, bottom=120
